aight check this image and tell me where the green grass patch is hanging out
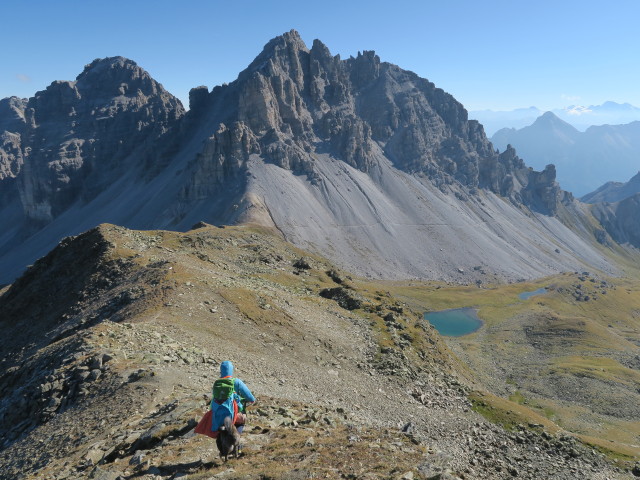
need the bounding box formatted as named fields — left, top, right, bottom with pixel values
left=548, top=356, right=640, bottom=387
left=508, top=390, right=525, bottom=405
left=469, top=391, right=559, bottom=433
left=577, top=434, right=639, bottom=466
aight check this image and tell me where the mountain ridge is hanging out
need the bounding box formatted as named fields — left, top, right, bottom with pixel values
left=471, top=101, right=640, bottom=135
left=0, top=30, right=634, bottom=285
left=1, top=222, right=635, bottom=479
left=491, top=112, right=640, bottom=196
left=582, top=171, right=640, bottom=204
left=2, top=31, right=640, bottom=478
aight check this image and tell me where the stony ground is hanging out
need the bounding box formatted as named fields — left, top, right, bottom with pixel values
left=0, top=224, right=637, bottom=479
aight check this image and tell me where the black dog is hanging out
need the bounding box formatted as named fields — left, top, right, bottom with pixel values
left=216, top=416, right=241, bottom=461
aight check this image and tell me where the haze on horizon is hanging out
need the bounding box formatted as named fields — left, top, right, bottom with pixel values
left=1, top=0, right=639, bottom=114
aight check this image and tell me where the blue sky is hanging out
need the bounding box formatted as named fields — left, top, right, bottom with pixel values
left=2, top=0, right=639, bottom=111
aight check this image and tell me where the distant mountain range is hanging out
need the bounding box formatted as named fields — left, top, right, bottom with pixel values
left=471, top=101, right=640, bottom=136
left=491, top=112, right=640, bottom=196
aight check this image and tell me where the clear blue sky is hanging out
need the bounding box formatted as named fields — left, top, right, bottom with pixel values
left=2, top=0, right=639, bottom=111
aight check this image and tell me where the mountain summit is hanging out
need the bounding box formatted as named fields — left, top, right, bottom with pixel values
left=531, top=111, right=579, bottom=134
left=0, top=31, right=627, bottom=284
left=471, top=101, right=640, bottom=135
left=0, top=56, right=184, bottom=225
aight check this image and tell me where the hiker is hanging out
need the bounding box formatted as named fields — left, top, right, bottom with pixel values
left=210, top=360, right=255, bottom=435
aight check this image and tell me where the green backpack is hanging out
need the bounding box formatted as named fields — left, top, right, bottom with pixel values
left=213, top=377, right=235, bottom=404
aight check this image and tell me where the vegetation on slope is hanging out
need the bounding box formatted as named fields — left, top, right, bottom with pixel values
left=381, top=270, right=640, bottom=463
left=1, top=223, right=637, bottom=479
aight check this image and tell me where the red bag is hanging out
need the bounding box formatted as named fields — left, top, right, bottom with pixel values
left=194, top=400, right=239, bottom=439
left=194, top=410, right=218, bottom=438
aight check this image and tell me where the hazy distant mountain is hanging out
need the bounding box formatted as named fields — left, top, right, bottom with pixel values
left=471, top=101, right=640, bottom=135
left=562, top=101, right=640, bottom=130
left=582, top=171, right=640, bottom=203
left=491, top=112, right=640, bottom=196
left=0, top=31, right=623, bottom=285
left=468, top=107, right=542, bottom=136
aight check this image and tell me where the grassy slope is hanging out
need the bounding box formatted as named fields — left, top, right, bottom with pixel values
left=3, top=222, right=638, bottom=478
left=2, top=223, right=466, bottom=479
left=372, top=269, right=640, bottom=461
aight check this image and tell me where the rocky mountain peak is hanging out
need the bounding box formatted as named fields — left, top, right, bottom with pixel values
left=310, top=38, right=332, bottom=58
left=270, top=29, right=307, bottom=51
left=240, top=30, right=309, bottom=82
left=260, top=29, right=308, bottom=56
left=26, top=57, right=160, bottom=118
left=0, top=56, right=185, bottom=226
left=539, top=111, right=557, bottom=120
left=177, top=31, right=575, bottom=265
left=75, top=56, right=176, bottom=103
left=346, top=50, right=381, bottom=88
left=80, top=56, right=139, bottom=75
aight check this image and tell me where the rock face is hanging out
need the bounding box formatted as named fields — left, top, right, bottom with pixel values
left=591, top=193, right=640, bottom=248
left=582, top=171, right=640, bottom=203
left=0, top=31, right=626, bottom=284
left=181, top=31, right=559, bottom=212
left=0, top=57, right=184, bottom=225
left=581, top=172, right=640, bottom=248
left=0, top=97, right=27, bottom=208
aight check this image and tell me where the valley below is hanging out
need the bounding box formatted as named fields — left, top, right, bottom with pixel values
left=391, top=273, right=640, bottom=459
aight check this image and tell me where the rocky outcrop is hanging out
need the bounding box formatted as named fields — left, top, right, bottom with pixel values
left=0, top=130, right=24, bottom=181
left=185, top=121, right=260, bottom=200
left=0, top=57, right=184, bottom=224
left=586, top=172, right=640, bottom=249
left=582, top=171, right=640, bottom=203
left=591, top=193, right=640, bottom=248
left=521, top=164, right=565, bottom=216
left=178, top=30, right=560, bottom=213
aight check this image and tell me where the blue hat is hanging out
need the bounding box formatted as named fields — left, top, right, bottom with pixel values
left=220, top=360, right=234, bottom=377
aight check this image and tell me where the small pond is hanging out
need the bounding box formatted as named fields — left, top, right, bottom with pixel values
left=518, top=287, right=547, bottom=300
left=424, top=307, right=483, bottom=337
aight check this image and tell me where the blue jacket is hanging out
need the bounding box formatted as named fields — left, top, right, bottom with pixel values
left=210, top=361, right=255, bottom=432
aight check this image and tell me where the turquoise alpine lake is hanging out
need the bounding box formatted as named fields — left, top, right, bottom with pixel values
left=424, top=307, right=483, bottom=337
left=518, top=287, right=547, bottom=300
